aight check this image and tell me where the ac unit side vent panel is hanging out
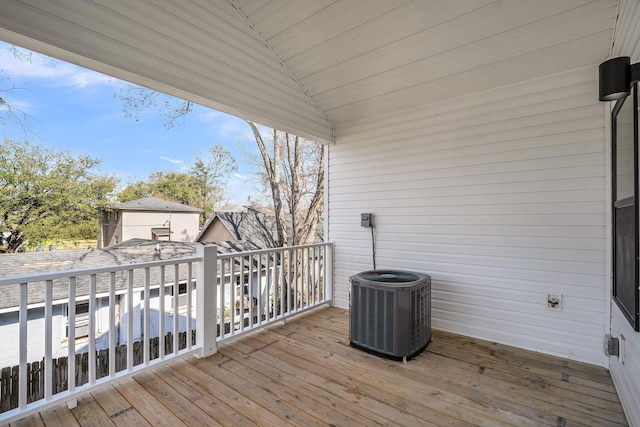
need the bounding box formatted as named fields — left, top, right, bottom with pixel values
left=350, top=270, right=431, bottom=360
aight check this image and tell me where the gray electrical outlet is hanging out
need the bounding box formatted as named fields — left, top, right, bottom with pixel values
left=361, top=213, right=372, bottom=227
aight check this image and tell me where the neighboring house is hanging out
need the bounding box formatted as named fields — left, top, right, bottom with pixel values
left=99, top=196, right=202, bottom=248
left=196, top=208, right=280, bottom=250
left=197, top=208, right=287, bottom=320
left=197, top=208, right=324, bottom=320
left=0, top=239, right=198, bottom=368
left=196, top=207, right=323, bottom=250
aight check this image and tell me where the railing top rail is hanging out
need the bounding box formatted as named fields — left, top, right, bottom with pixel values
left=217, top=242, right=331, bottom=259
left=0, top=256, right=202, bottom=288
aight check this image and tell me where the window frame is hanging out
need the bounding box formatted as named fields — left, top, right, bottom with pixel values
left=611, top=82, right=640, bottom=331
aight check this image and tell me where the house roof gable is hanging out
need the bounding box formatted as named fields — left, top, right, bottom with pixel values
left=197, top=211, right=279, bottom=249
left=114, top=196, right=202, bottom=213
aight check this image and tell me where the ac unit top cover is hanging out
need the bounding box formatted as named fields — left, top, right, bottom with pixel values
left=350, top=270, right=429, bottom=290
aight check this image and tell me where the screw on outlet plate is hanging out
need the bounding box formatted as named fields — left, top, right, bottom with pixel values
left=546, top=294, right=562, bottom=311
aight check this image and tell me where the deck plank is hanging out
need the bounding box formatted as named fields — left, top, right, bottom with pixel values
left=177, top=357, right=293, bottom=427
left=228, top=334, right=433, bottom=426
left=187, top=355, right=322, bottom=426
left=7, top=307, right=629, bottom=427
left=291, top=309, right=628, bottom=426
left=110, top=377, right=189, bottom=427
left=8, top=413, right=44, bottom=427
left=152, top=361, right=257, bottom=426
left=220, top=342, right=395, bottom=426
left=38, top=404, right=80, bottom=427
left=70, top=395, right=116, bottom=426
left=132, top=370, right=219, bottom=427
left=261, top=319, right=551, bottom=426
left=91, top=385, right=151, bottom=427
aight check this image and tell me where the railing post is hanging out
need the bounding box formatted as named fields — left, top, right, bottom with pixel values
left=326, top=243, right=334, bottom=307
left=197, top=244, right=218, bottom=358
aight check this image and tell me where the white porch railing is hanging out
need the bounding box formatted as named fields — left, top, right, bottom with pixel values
left=0, top=242, right=333, bottom=424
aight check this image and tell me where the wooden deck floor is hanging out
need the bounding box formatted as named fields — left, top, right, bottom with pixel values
left=5, top=307, right=628, bottom=427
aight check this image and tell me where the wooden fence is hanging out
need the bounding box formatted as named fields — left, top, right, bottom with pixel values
left=0, top=330, right=195, bottom=413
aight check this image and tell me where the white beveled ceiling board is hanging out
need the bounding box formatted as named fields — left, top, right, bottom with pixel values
left=0, top=0, right=335, bottom=143
left=0, top=0, right=618, bottom=142
left=236, top=0, right=617, bottom=127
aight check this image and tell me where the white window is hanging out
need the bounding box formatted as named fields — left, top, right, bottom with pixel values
left=170, top=282, right=192, bottom=310
left=65, top=301, right=91, bottom=340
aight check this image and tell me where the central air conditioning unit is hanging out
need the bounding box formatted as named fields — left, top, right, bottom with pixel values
left=350, top=270, right=431, bottom=361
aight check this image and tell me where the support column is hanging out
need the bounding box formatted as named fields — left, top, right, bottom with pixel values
left=196, top=244, right=218, bottom=358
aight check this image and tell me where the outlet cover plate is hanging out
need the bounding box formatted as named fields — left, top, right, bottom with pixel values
left=546, top=293, right=562, bottom=311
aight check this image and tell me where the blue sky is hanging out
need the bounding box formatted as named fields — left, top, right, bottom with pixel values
left=0, top=41, right=262, bottom=205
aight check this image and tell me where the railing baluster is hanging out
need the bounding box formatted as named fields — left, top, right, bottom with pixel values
left=67, top=278, right=76, bottom=396
left=127, top=269, right=134, bottom=371
left=325, top=244, right=332, bottom=304
left=109, top=272, right=116, bottom=378
left=303, top=247, right=308, bottom=308
left=187, top=262, right=193, bottom=350
left=320, top=246, right=325, bottom=302
left=173, top=264, right=179, bottom=355
left=159, top=266, right=165, bottom=360
left=89, top=275, right=97, bottom=385
left=279, top=252, right=285, bottom=318
left=44, top=280, right=53, bottom=401
left=248, top=254, right=254, bottom=328
left=230, top=255, right=235, bottom=332
left=219, top=259, right=226, bottom=340
left=264, top=253, right=276, bottom=322
left=19, top=283, right=27, bottom=411
left=239, top=256, right=245, bottom=332
left=288, top=249, right=292, bottom=313
left=294, top=249, right=299, bottom=312
left=143, top=268, right=150, bottom=366
left=311, top=246, right=316, bottom=304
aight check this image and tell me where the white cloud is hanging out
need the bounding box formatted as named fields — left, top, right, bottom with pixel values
left=0, top=43, right=112, bottom=88
left=233, top=173, right=249, bottom=180
left=195, top=109, right=252, bottom=140
left=160, top=156, right=183, bottom=164
left=197, top=111, right=224, bottom=122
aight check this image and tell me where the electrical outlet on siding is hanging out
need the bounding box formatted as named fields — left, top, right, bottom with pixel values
left=546, top=293, right=562, bottom=311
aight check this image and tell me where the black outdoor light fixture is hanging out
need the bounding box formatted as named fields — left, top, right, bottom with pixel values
left=599, top=56, right=640, bottom=101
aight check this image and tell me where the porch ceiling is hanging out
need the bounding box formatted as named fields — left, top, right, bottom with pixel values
left=0, top=1, right=617, bottom=144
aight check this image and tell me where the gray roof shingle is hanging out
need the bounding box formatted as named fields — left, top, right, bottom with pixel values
left=0, top=239, right=200, bottom=311
left=113, top=196, right=202, bottom=212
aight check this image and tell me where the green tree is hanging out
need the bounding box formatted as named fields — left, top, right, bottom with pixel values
left=149, top=171, right=198, bottom=205
left=118, top=172, right=196, bottom=205
left=117, top=180, right=152, bottom=202
left=0, top=139, right=118, bottom=252
left=118, top=145, right=236, bottom=225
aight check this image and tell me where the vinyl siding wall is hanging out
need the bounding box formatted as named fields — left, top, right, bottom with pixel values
left=328, top=65, right=608, bottom=366
left=121, top=211, right=200, bottom=243
left=608, top=0, right=640, bottom=425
